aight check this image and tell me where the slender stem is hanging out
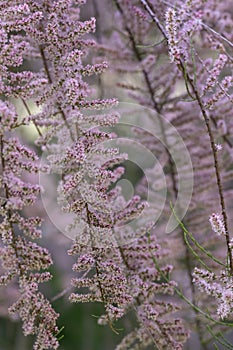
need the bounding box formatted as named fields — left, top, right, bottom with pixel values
left=207, top=326, right=233, bottom=350
left=21, top=98, right=43, bottom=137
left=140, top=0, right=167, bottom=38
left=85, top=204, right=118, bottom=334
left=51, top=268, right=93, bottom=302
left=91, top=0, right=105, bottom=99
left=51, top=286, right=73, bottom=302
left=172, top=207, right=226, bottom=268
left=39, top=46, right=75, bottom=142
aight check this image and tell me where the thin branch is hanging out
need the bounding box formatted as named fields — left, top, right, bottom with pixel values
left=39, top=46, right=75, bottom=142
left=21, top=98, right=43, bottom=137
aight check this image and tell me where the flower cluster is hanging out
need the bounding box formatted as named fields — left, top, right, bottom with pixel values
left=209, top=213, right=226, bottom=236
left=0, top=102, right=59, bottom=349
left=69, top=245, right=133, bottom=325
left=193, top=268, right=233, bottom=319
left=118, top=235, right=189, bottom=350
left=165, top=8, right=181, bottom=63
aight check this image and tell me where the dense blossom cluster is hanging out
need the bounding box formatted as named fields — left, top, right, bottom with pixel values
left=0, top=101, right=59, bottom=349
left=209, top=213, right=226, bottom=236
left=68, top=245, right=133, bottom=324
left=118, top=235, right=189, bottom=349
left=193, top=268, right=233, bottom=319
left=165, top=8, right=181, bottom=63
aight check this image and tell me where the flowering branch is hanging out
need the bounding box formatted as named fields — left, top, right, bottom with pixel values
left=140, top=0, right=233, bottom=274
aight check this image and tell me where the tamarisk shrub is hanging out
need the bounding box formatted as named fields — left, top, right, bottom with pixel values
left=1, top=0, right=233, bottom=349
left=0, top=0, right=189, bottom=349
